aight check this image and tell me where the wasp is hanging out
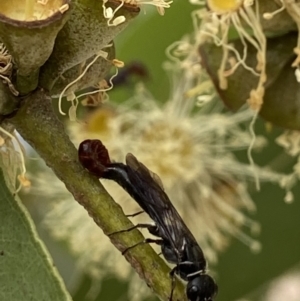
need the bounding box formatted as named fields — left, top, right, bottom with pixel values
left=78, top=139, right=218, bottom=301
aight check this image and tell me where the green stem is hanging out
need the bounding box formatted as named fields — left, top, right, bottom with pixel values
left=8, top=88, right=187, bottom=301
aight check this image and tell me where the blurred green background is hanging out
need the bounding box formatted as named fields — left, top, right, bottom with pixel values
left=37, top=1, right=300, bottom=301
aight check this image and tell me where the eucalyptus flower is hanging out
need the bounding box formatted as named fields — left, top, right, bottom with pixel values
left=195, top=0, right=266, bottom=111
left=276, top=130, right=300, bottom=203
left=33, top=47, right=288, bottom=300
left=26, top=3, right=293, bottom=298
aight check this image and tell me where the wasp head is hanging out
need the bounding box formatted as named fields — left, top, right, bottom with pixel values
left=186, top=274, right=218, bottom=301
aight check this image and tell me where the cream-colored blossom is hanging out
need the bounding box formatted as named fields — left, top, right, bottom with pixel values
left=102, top=0, right=172, bottom=20
left=102, top=0, right=126, bottom=26
left=194, top=0, right=266, bottom=111
left=28, top=7, right=291, bottom=299
left=281, top=0, right=300, bottom=71
left=124, top=0, right=173, bottom=15
left=276, top=130, right=300, bottom=203
left=276, top=131, right=300, bottom=157
left=262, top=0, right=300, bottom=81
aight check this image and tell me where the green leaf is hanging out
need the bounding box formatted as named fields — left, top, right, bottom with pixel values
left=0, top=168, right=72, bottom=301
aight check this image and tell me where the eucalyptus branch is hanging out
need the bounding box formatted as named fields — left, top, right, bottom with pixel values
left=7, top=88, right=187, bottom=301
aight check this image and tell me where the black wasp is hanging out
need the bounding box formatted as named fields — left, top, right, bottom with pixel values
left=78, top=139, right=218, bottom=301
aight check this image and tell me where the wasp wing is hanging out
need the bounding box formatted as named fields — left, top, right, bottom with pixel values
left=126, top=153, right=165, bottom=191
left=125, top=153, right=201, bottom=255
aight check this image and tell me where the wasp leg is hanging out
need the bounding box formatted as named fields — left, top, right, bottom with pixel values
left=108, top=223, right=154, bottom=236
left=125, top=210, right=144, bottom=218
left=122, top=238, right=164, bottom=255
left=168, top=266, right=178, bottom=301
